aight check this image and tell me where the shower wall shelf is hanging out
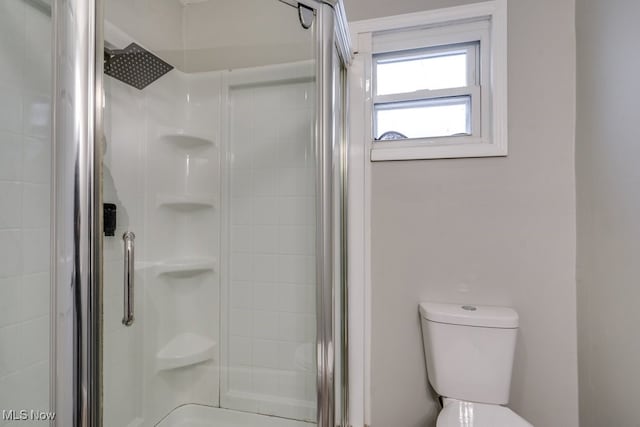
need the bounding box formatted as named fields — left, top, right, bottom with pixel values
left=154, top=258, right=217, bottom=277
left=156, top=332, right=216, bottom=371
left=159, top=130, right=215, bottom=149
left=156, top=194, right=216, bottom=210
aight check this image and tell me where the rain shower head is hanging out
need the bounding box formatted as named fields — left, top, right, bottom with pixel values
left=104, top=43, right=174, bottom=90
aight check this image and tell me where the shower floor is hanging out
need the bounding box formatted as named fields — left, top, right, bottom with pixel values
left=156, top=405, right=315, bottom=427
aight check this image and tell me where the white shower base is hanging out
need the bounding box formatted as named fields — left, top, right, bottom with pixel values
left=156, top=405, right=315, bottom=427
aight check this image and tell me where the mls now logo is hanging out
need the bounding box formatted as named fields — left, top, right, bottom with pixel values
left=1, top=409, right=56, bottom=421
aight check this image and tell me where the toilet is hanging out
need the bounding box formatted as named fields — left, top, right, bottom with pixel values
left=419, top=302, right=533, bottom=427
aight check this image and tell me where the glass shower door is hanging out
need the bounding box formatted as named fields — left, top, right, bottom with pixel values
left=0, top=0, right=52, bottom=422
left=100, top=1, right=318, bottom=425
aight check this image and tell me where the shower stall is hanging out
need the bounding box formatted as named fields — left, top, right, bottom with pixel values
left=0, top=0, right=351, bottom=425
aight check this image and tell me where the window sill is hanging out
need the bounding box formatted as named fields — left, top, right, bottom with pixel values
left=370, top=138, right=507, bottom=161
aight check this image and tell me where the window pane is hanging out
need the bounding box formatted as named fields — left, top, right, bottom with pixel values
left=375, top=97, right=470, bottom=140
left=376, top=49, right=469, bottom=96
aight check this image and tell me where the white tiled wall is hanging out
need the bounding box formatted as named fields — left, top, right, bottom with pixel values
left=0, top=0, right=51, bottom=420
left=223, top=77, right=317, bottom=421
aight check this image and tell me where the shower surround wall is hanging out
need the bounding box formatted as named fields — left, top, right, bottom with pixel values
left=140, top=69, right=221, bottom=427
left=103, top=62, right=221, bottom=427
left=223, top=65, right=317, bottom=422
left=0, top=0, right=51, bottom=413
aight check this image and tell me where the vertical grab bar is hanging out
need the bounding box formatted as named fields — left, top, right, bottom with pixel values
left=122, top=231, right=136, bottom=326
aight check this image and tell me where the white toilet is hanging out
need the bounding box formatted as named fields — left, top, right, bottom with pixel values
left=419, top=302, right=533, bottom=427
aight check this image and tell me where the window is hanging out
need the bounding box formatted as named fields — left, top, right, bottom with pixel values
left=350, top=1, right=508, bottom=160
left=374, top=41, right=479, bottom=140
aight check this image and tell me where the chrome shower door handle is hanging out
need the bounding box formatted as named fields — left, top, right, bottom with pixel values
left=122, top=231, right=136, bottom=326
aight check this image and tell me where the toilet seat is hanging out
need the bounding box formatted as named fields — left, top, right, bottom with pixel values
left=437, top=399, right=533, bottom=427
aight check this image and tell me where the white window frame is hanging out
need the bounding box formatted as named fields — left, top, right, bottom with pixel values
left=350, top=0, right=508, bottom=161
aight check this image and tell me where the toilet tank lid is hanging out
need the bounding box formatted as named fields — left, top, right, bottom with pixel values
left=419, top=302, right=519, bottom=328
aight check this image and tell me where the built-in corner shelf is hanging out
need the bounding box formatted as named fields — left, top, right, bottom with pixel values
left=159, top=130, right=215, bottom=150
left=154, top=258, right=216, bottom=278
left=157, top=194, right=215, bottom=211
left=156, top=332, right=216, bottom=371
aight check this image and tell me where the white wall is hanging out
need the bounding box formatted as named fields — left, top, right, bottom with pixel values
left=105, top=0, right=183, bottom=65
left=576, top=0, right=640, bottom=425
left=345, top=0, right=474, bottom=21
left=344, top=0, right=580, bottom=426
left=182, top=0, right=313, bottom=72
left=0, top=0, right=51, bottom=414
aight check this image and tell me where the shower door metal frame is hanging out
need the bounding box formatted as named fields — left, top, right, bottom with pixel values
left=51, top=0, right=351, bottom=426
left=315, top=6, right=336, bottom=427
left=294, top=2, right=353, bottom=426
left=51, top=0, right=104, bottom=425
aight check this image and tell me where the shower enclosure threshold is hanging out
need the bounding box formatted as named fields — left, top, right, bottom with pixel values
left=156, top=404, right=316, bottom=427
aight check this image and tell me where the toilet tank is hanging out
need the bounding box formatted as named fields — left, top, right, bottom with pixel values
left=419, top=302, right=519, bottom=405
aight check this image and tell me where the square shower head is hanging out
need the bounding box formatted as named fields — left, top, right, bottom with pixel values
left=104, top=43, right=174, bottom=90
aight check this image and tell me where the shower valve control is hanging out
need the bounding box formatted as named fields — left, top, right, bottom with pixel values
left=104, top=203, right=117, bottom=236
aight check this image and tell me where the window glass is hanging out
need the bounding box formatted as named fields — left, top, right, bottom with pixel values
left=375, top=46, right=472, bottom=96
left=375, top=97, right=470, bottom=139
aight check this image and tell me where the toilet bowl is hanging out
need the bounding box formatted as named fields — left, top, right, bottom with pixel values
left=437, top=398, right=532, bottom=427
left=419, top=302, right=533, bottom=427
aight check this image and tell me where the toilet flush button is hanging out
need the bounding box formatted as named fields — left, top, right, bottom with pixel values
left=461, top=305, right=477, bottom=311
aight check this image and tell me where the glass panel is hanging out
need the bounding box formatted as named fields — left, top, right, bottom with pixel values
left=375, top=46, right=472, bottom=96
left=101, top=1, right=316, bottom=426
left=0, top=0, right=52, bottom=420
left=375, top=97, right=471, bottom=139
